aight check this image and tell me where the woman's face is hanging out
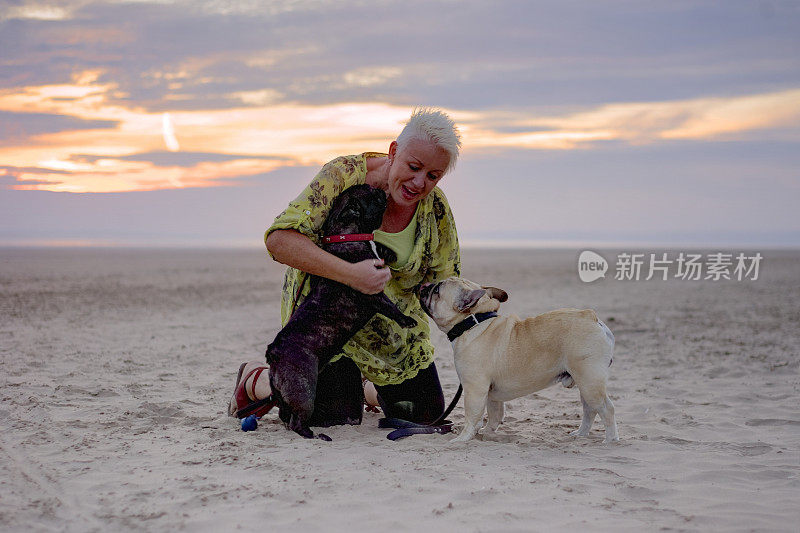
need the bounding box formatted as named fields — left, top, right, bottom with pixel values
left=386, top=137, right=450, bottom=208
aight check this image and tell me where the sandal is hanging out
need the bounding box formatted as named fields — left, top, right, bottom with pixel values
left=228, top=362, right=277, bottom=419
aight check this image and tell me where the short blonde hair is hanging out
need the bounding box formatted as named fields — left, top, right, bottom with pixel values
left=396, top=107, right=461, bottom=175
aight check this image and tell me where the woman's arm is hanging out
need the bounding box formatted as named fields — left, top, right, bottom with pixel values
left=266, top=229, right=391, bottom=295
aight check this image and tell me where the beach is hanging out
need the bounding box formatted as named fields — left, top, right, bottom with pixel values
left=1, top=246, right=798, bottom=532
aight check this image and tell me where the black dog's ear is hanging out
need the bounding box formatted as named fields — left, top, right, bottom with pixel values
left=373, top=242, right=397, bottom=265
left=455, top=289, right=486, bottom=313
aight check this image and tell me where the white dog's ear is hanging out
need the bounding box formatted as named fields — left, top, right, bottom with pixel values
left=483, top=286, right=508, bottom=302
left=456, top=289, right=486, bottom=312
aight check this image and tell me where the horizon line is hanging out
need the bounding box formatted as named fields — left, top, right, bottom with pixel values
left=1, top=238, right=798, bottom=251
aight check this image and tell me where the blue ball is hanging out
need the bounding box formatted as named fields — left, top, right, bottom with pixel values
left=241, top=415, right=258, bottom=432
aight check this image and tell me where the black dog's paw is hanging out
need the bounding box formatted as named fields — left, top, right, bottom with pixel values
left=397, top=315, right=417, bottom=329
left=374, top=242, right=397, bottom=265
left=287, top=412, right=332, bottom=441
left=289, top=413, right=315, bottom=439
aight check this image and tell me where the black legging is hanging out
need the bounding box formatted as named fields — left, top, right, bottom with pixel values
left=310, top=358, right=445, bottom=426
left=375, top=363, right=445, bottom=425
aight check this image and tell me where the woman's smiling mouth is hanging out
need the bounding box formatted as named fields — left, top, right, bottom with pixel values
left=401, top=185, right=419, bottom=200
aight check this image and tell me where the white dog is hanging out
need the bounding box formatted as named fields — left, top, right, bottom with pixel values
left=418, top=277, right=618, bottom=444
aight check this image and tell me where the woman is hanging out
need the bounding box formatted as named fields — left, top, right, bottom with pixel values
left=230, top=107, right=461, bottom=426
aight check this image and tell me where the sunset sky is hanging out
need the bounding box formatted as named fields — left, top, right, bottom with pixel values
left=1, top=0, right=799, bottom=247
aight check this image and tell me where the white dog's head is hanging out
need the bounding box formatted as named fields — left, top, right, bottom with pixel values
left=418, top=277, right=508, bottom=332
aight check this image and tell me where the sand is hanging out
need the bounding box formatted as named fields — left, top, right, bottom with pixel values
left=1, top=247, right=798, bottom=532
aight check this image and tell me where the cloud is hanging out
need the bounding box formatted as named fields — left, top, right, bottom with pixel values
left=1, top=74, right=798, bottom=192
left=0, top=1, right=798, bottom=246
left=71, top=150, right=292, bottom=166
left=0, top=0, right=81, bottom=21
left=4, top=156, right=291, bottom=193
left=1, top=1, right=798, bottom=112
left=0, top=0, right=798, bottom=197
left=3, top=140, right=798, bottom=247
left=464, top=88, right=800, bottom=150
left=0, top=110, right=118, bottom=145
left=0, top=165, right=67, bottom=189
left=0, top=176, right=64, bottom=190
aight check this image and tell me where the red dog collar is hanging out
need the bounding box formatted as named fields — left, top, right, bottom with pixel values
left=322, top=233, right=374, bottom=244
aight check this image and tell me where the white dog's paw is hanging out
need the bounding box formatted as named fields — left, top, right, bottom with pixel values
left=570, top=429, right=590, bottom=438
left=449, top=428, right=477, bottom=444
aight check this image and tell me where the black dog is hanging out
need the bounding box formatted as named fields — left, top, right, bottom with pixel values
left=266, top=184, right=416, bottom=440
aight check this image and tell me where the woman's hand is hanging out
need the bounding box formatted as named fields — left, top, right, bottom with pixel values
left=346, top=258, right=392, bottom=294
left=267, top=229, right=392, bottom=294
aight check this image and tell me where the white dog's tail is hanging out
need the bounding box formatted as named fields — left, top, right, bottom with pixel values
left=597, top=320, right=614, bottom=346
left=597, top=319, right=615, bottom=366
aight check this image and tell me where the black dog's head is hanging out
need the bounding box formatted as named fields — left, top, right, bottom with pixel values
left=321, top=184, right=396, bottom=263
left=322, top=184, right=387, bottom=236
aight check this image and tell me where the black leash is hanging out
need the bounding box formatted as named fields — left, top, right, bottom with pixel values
left=235, top=396, right=276, bottom=419
left=379, top=311, right=497, bottom=439
left=239, top=384, right=463, bottom=439
left=379, top=384, right=462, bottom=440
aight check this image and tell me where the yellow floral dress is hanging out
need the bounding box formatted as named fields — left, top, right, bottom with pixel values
left=264, top=152, right=461, bottom=386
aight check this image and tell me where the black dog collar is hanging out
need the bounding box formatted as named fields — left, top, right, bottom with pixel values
left=447, top=312, right=498, bottom=342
